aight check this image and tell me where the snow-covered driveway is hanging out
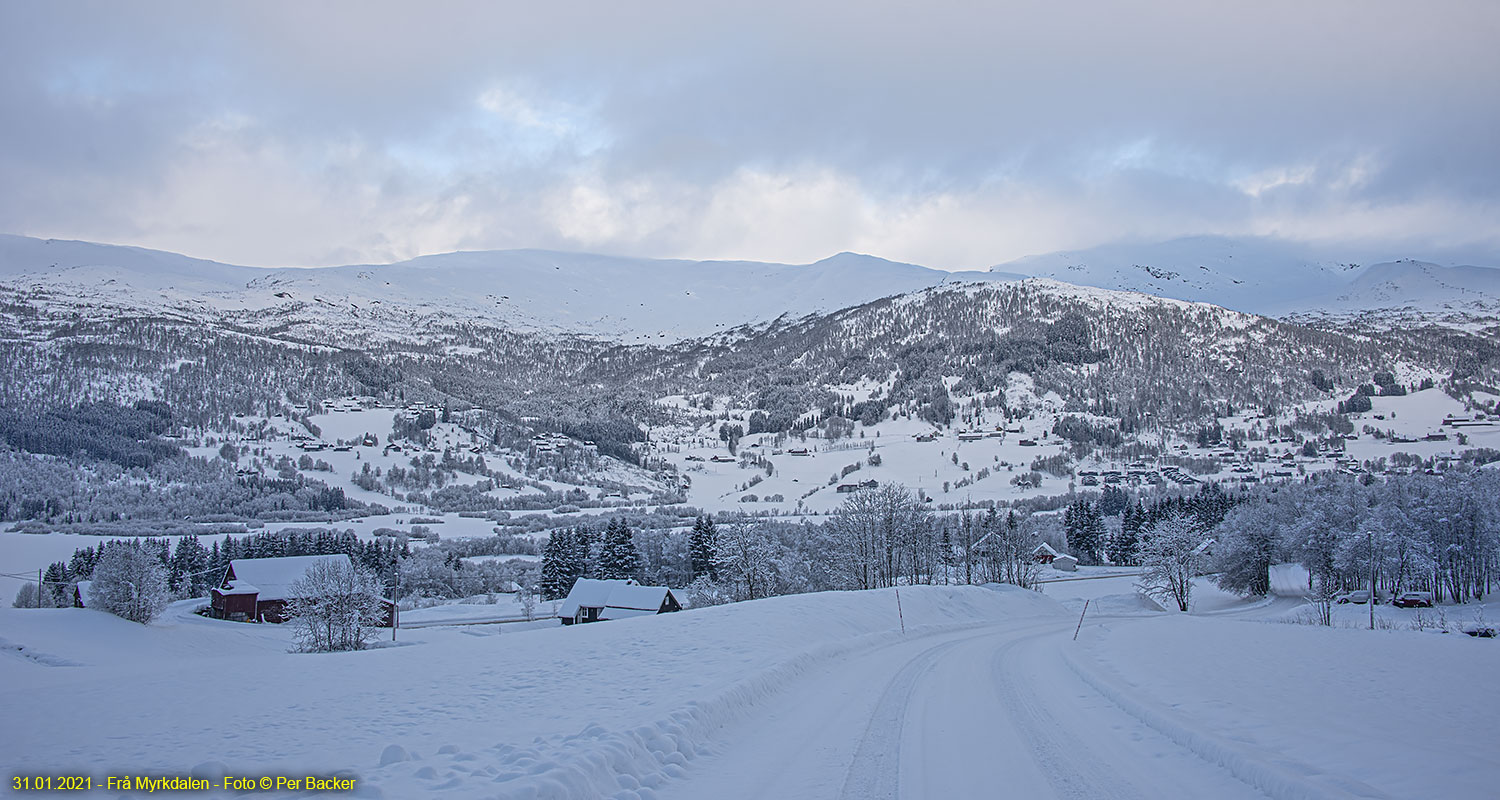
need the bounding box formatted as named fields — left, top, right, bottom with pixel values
left=658, top=618, right=1265, bottom=800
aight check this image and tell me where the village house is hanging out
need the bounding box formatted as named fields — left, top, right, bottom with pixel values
left=209, top=553, right=394, bottom=625
left=558, top=578, right=682, bottom=625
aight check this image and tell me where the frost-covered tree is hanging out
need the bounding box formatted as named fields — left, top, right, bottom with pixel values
left=1138, top=514, right=1207, bottom=612
left=517, top=583, right=538, bottom=621
left=88, top=541, right=170, bottom=624
left=683, top=574, right=734, bottom=607
left=13, top=583, right=49, bottom=608
left=1213, top=502, right=1282, bottom=596
left=829, top=483, right=928, bottom=589
left=980, top=509, right=1042, bottom=589
left=285, top=559, right=386, bottom=652
left=714, top=519, right=780, bottom=601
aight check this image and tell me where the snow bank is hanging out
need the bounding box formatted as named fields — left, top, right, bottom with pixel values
left=1069, top=614, right=1500, bottom=800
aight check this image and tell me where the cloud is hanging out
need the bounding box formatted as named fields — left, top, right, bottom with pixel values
left=0, top=0, right=1496, bottom=268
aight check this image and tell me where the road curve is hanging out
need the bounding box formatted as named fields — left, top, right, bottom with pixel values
left=656, top=615, right=1268, bottom=800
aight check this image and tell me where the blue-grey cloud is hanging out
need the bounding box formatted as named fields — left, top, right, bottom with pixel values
left=0, top=0, right=1496, bottom=268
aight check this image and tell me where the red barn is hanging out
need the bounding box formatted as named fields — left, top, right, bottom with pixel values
left=210, top=554, right=393, bottom=625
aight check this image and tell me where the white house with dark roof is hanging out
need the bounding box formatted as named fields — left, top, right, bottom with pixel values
left=558, top=578, right=682, bottom=625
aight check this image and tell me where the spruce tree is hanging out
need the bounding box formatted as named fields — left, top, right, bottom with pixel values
left=568, top=526, right=594, bottom=580
left=43, top=561, right=70, bottom=606
left=540, top=530, right=572, bottom=600
left=169, top=534, right=210, bottom=597
left=689, top=516, right=718, bottom=579
left=1066, top=500, right=1106, bottom=565
left=597, top=518, right=642, bottom=580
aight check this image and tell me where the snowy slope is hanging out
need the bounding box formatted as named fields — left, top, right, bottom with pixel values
left=989, top=234, right=1500, bottom=318
left=988, top=235, right=1363, bottom=315
left=1319, top=259, right=1500, bottom=315
left=0, top=235, right=966, bottom=341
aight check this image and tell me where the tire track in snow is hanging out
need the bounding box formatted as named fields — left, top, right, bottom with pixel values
left=836, top=636, right=970, bottom=800
left=987, top=628, right=1152, bottom=800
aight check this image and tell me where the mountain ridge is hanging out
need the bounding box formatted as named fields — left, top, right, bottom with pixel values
left=3, top=233, right=1497, bottom=341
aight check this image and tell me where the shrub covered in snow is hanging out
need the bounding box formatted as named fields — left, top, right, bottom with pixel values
left=88, top=541, right=171, bottom=624
left=285, top=560, right=387, bottom=652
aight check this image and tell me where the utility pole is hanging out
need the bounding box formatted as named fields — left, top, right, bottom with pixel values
left=37, top=568, right=42, bottom=608
left=1369, top=530, right=1377, bottom=631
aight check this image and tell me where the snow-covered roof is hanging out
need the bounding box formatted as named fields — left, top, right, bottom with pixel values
left=226, top=554, right=351, bottom=602
left=74, top=580, right=92, bottom=607
left=558, top=579, right=675, bottom=619
left=214, top=580, right=261, bottom=596
left=558, top=578, right=635, bottom=618
left=1052, top=554, right=1078, bottom=565
left=1033, top=543, right=1060, bottom=557
left=604, top=584, right=675, bottom=613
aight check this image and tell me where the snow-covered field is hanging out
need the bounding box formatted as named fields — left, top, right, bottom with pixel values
left=3, top=582, right=1496, bottom=799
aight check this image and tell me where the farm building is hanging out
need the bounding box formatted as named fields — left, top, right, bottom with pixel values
left=1032, top=543, right=1060, bottom=564
left=1051, top=553, right=1079, bottom=572
left=558, top=578, right=682, bottom=625
left=72, top=580, right=92, bottom=608
left=209, top=554, right=394, bottom=625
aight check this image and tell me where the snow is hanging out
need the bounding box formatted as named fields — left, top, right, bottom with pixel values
left=556, top=577, right=628, bottom=618
left=988, top=234, right=1500, bottom=318
left=600, top=583, right=675, bottom=612
left=3, top=579, right=1497, bottom=799
left=1077, top=614, right=1500, bottom=800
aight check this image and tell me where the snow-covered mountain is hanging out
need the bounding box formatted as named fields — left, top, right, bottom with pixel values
left=988, top=235, right=1364, bottom=315
left=1324, top=259, right=1500, bottom=315
left=988, top=234, right=1500, bottom=318
left=0, top=235, right=967, bottom=341
left=6, top=234, right=1498, bottom=345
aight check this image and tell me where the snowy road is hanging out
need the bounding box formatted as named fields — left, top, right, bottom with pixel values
left=658, top=617, right=1267, bottom=800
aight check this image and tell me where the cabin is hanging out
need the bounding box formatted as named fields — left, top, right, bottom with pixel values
left=558, top=578, right=682, bottom=625
left=1051, top=553, right=1079, bottom=572
left=210, top=554, right=394, bottom=625
left=72, top=580, right=93, bottom=608
left=1031, top=542, right=1060, bottom=564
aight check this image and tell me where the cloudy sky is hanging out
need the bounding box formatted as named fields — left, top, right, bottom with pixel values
left=1, top=1, right=1496, bottom=269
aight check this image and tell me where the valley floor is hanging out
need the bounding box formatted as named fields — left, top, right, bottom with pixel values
left=1, top=580, right=1496, bottom=799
